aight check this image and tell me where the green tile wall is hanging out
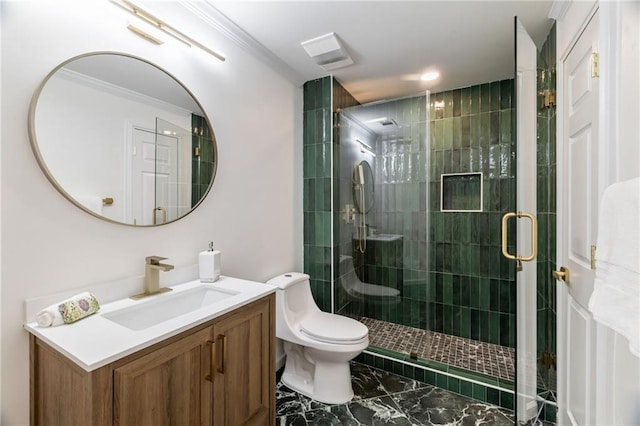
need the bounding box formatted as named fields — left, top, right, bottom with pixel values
left=303, top=77, right=359, bottom=312
left=536, top=23, right=557, bottom=418
left=191, top=114, right=215, bottom=207
left=303, top=77, right=334, bottom=312
left=429, top=80, right=517, bottom=348
left=366, top=96, right=429, bottom=328
left=333, top=95, right=429, bottom=329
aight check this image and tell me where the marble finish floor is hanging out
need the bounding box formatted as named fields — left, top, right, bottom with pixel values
left=360, top=317, right=515, bottom=382
left=276, top=362, right=516, bottom=425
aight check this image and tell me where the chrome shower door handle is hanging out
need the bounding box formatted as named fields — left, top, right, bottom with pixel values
left=501, top=211, right=538, bottom=262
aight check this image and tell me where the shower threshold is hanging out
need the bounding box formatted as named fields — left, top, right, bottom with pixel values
left=360, top=317, right=515, bottom=382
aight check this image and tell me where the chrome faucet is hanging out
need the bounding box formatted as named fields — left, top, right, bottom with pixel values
left=131, top=256, right=175, bottom=300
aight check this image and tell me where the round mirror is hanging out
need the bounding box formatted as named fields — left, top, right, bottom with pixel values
left=352, top=160, right=374, bottom=213
left=28, top=52, right=217, bottom=226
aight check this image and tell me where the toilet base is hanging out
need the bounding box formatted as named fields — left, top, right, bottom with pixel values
left=281, top=342, right=357, bottom=404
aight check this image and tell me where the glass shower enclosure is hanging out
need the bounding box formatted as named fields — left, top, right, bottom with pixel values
left=305, top=16, right=555, bottom=425
left=335, top=82, right=521, bottom=397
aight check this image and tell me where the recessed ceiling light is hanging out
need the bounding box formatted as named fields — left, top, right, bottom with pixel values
left=421, top=71, right=440, bottom=81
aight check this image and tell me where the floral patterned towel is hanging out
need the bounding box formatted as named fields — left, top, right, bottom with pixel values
left=57, top=292, right=100, bottom=324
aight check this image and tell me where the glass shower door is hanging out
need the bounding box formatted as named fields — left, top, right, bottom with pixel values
left=513, top=16, right=540, bottom=424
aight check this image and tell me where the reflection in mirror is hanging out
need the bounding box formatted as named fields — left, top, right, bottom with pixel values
left=352, top=160, right=374, bottom=213
left=28, top=52, right=217, bottom=226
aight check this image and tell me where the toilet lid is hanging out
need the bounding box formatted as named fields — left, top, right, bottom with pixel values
left=300, top=312, right=368, bottom=343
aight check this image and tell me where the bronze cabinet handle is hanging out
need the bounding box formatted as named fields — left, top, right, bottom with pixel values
left=205, top=340, right=215, bottom=382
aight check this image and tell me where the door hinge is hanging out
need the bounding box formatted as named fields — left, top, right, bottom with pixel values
left=591, top=245, right=597, bottom=270
left=541, top=89, right=556, bottom=108
left=542, top=350, right=557, bottom=370
left=591, top=52, right=600, bottom=78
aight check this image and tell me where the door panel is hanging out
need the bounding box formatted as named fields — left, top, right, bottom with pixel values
left=558, top=11, right=599, bottom=426
left=213, top=298, right=273, bottom=425
left=113, top=328, right=212, bottom=426
left=566, top=299, right=593, bottom=425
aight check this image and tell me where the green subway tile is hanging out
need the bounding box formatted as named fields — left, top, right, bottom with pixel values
left=314, top=109, right=325, bottom=145
left=470, top=85, right=480, bottom=114
left=453, top=117, right=462, bottom=149
left=500, top=391, right=514, bottom=410
left=461, top=87, right=471, bottom=116
left=461, top=116, right=471, bottom=148
left=500, top=80, right=512, bottom=110
left=304, top=110, right=315, bottom=144
left=392, top=360, right=403, bottom=376
left=489, top=312, right=500, bottom=344
left=487, top=387, right=500, bottom=405
left=472, top=383, right=487, bottom=401
left=501, top=109, right=512, bottom=144
left=491, top=81, right=501, bottom=111
left=470, top=114, right=480, bottom=148
left=436, top=373, right=448, bottom=389
left=452, top=89, right=462, bottom=117
left=424, top=370, right=436, bottom=386
left=443, top=118, right=453, bottom=150
left=480, top=113, right=491, bottom=147
left=490, top=111, right=500, bottom=145
left=460, top=380, right=473, bottom=398
left=303, top=80, right=316, bottom=111
left=480, top=83, right=492, bottom=113
left=460, top=307, right=470, bottom=338
left=444, top=91, right=453, bottom=118
left=322, top=77, right=332, bottom=107
left=314, top=78, right=323, bottom=107
left=448, top=377, right=461, bottom=394
left=434, top=92, right=444, bottom=119
left=479, top=278, right=490, bottom=310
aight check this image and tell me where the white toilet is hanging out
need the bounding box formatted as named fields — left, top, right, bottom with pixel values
left=267, top=272, right=369, bottom=404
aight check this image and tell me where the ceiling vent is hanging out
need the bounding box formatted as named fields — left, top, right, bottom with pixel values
left=301, top=32, right=353, bottom=71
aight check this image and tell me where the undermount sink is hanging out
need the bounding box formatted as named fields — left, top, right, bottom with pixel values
left=103, top=286, right=239, bottom=331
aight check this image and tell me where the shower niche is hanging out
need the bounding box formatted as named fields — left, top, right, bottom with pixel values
left=440, top=172, right=483, bottom=212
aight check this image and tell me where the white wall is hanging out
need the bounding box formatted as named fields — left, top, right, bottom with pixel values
left=617, top=0, right=640, bottom=182
left=0, top=0, right=303, bottom=424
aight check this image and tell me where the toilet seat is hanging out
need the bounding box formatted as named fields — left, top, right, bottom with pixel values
left=300, top=312, right=368, bottom=344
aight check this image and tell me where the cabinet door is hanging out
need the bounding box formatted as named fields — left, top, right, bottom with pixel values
left=212, top=297, right=274, bottom=425
left=113, top=327, right=213, bottom=426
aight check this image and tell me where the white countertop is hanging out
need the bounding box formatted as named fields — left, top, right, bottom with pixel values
left=24, top=276, right=276, bottom=372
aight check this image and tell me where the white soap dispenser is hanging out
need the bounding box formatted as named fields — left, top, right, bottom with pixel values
left=199, top=242, right=221, bottom=283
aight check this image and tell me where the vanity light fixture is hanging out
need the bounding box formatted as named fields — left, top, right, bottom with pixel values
left=111, top=0, right=226, bottom=62
left=355, top=138, right=376, bottom=157
left=126, top=23, right=164, bottom=45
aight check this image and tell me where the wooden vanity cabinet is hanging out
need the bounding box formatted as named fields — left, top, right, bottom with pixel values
left=30, top=294, right=275, bottom=426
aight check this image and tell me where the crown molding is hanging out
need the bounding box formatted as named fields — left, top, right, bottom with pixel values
left=549, top=0, right=572, bottom=20
left=180, top=1, right=306, bottom=87
left=56, top=68, right=193, bottom=117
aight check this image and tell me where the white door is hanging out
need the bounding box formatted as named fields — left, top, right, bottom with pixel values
left=557, top=12, right=599, bottom=425
left=131, top=127, right=179, bottom=225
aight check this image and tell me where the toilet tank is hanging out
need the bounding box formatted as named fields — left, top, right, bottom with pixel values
left=267, top=273, right=320, bottom=329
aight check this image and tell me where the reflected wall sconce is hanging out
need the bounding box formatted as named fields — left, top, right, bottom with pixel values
left=356, top=138, right=376, bottom=157
left=111, top=0, right=226, bottom=62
